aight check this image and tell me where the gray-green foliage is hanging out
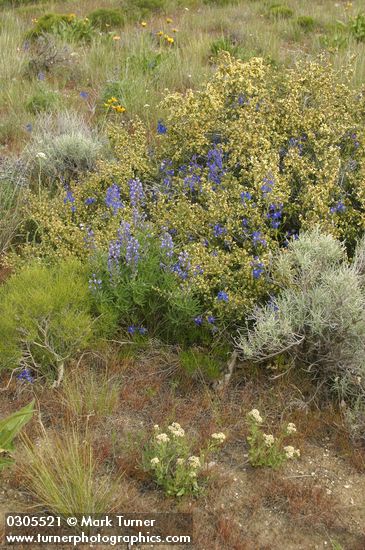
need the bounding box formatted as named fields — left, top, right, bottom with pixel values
left=0, top=156, right=26, bottom=254
left=237, top=229, right=365, bottom=404
left=0, top=260, right=93, bottom=380
left=23, top=111, right=105, bottom=184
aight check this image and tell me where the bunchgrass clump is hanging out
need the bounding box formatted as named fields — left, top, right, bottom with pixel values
left=19, top=430, right=122, bottom=516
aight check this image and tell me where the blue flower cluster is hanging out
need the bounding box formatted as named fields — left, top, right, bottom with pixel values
left=17, top=368, right=34, bottom=383
left=172, top=251, right=191, bottom=280
left=207, top=146, right=225, bottom=188
left=160, top=230, right=174, bottom=258
left=85, top=197, right=96, bottom=205
left=127, top=326, right=148, bottom=335
left=217, top=290, right=229, bottom=302
left=261, top=175, right=274, bottom=196
left=64, top=188, right=76, bottom=213
left=241, top=191, right=252, bottom=203
left=213, top=223, right=226, bottom=238
left=251, top=257, right=265, bottom=279
left=267, top=203, right=283, bottom=229
left=105, top=183, right=124, bottom=215
left=108, top=221, right=140, bottom=276
left=330, top=200, right=346, bottom=214
left=252, top=231, right=267, bottom=247
left=157, top=120, right=167, bottom=134
left=160, top=159, right=175, bottom=193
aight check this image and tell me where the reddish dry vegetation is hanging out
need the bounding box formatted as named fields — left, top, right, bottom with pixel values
left=1, top=349, right=365, bottom=550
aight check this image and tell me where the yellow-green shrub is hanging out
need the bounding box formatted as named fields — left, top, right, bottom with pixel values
left=20, top=55, right=365, bottom=322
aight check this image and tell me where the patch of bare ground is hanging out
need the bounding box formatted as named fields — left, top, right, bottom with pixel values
left=0, top=350, right=365, bottom=549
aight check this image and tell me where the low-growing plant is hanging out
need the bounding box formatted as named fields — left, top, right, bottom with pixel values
left=296, top=16, right=316, bottom=32
left=27, top=13, right=95, bottom=43
left=22, top=111, right=105, bottom=185
left=237, top=229, right=365, bottom=417
left=0, top=260, right=93, bottom=384
left=142, top=422, right=226, bottom=496
left=349, top=13, right=365, bottom=42
left=26, top=86, right=60, bottom=114
left=61, top=369, right=121, bottom=417
left=89, top=230, right=208, bottom=346
left=88, top=8, right=125, bottom=31
left=267, top=4, right=294, bottom=19
left=0, top=400, right=34, bottom=471
left=24, top=36, right=73, bottom=78
left=20, top=430, right=122, bottom=516
left=179, top=348, right=223, bottom=381
left=246, top=408, right=300, bottom=468
left=0, top=158, right=26, bottom=255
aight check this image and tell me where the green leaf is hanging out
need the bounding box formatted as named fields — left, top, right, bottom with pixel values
left=0, top=400, right=35, bottom=452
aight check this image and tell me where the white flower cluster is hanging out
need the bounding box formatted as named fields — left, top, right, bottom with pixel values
left=156, top=433, right=170, bottom=444
left=187, top=456, right=201, bottom=469
left=211, top=432, right=226, bottom=443
left=286, top=422, right=297, bottom=435
left=168, top=422, right=185, bottom=438
left=284, top=445, right=300, bottom=459
left=263, top=433, right=275, bottom=447
left=247, top=409, right=263, bottom=423
left=150, top=457, right=160, bottom=466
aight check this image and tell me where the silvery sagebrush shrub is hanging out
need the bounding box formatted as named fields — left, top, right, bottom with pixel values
left=18, top=54, right=365, bottom=324
left=142, top=422, right=226, bottom=497
left=0, top=260, right=93, bottom=383
left=236, top=229, right=365, bottom=414
left=22, top=111, right=105, bottom=186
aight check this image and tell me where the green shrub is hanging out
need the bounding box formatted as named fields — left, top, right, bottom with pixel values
left=26, top=86, right=60, bottom=114
left=296, top=15, right=316, bottom=32
left=89, top=231, right=208, bottom=346
left=20, top=56, right=365, bottom=325
left=0, top=401, right=34, bottom=471
left=237, top=229, right=365, bottom=410
left=349, top=13, right=365, bottom=42
left=88, top=8, right=125, bottom=31
left=0, top=260, right=93, bottom=383
left=268, top=4, right=294, bottom=19
left=27, top=12, right=95, bottom=42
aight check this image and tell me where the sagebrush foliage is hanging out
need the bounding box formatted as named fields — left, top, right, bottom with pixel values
left=19, top=55, right=365, bottom=321
left=237, top=229, right=365, bottom=407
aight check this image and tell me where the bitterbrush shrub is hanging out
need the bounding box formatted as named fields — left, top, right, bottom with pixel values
left=20, top=54, right=365, bottom=325
left=236, top=229, right=365, bottom=423
left=0, top=260, right=93, bottom=382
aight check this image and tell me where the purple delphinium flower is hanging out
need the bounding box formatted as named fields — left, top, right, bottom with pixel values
left=330, top=200, right=346, bottom=214
left=160, top=230, right=174, bottom=258
left=217, top=290, right=229, bottom=302
left=251, top=257, right=265, bottom=279
left=194, top=316, right=203, bottom=326
left=213, top=223, right=226, bottom=237
left=129, top=178, right=145, bottom=207
left=241, top=191, right=252, bottom=203
left=37, top=72, right=45, bottom=81
left=105, top=183, right=123, bottom=215
left=261, top=175, right=274, bottom=196
left=157, top=120, right=167, bottom=134
left=64, top=188, right=76, bottom=212
left=17, top=368, right=34, bottom=383
left=79, top=91, right=89, bottom=100
left=25, top=123, right=33, bottom=132
left=84, top=197, right=96, bottom=205
left=252, top=231, right=267, bottom=247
